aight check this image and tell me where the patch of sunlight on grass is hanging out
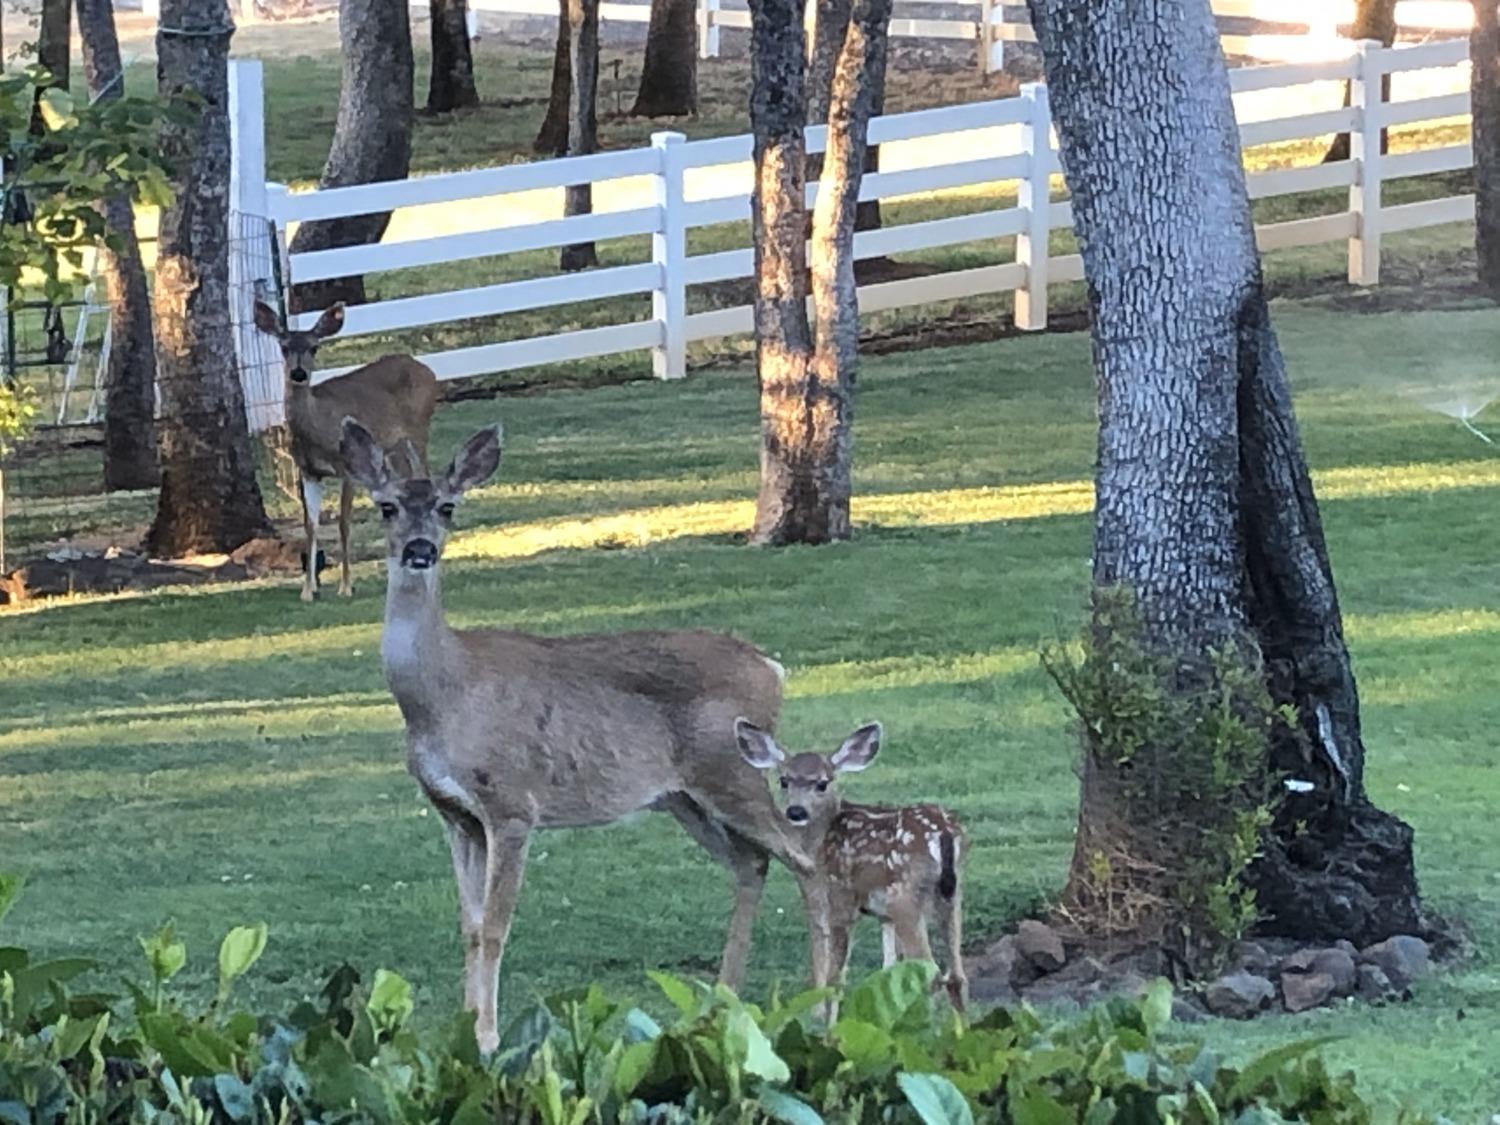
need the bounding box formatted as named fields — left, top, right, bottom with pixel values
left=1346, top=607, right=1500, bottom=643
left=790, top=649, right=1040, bottom=699
left=0, top=761, right=409, bottom=811
left=1314, top=459, right=1500, bottom=499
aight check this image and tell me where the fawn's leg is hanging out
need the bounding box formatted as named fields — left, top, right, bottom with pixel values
left=881, top=922, right=898, bottom=968
left=890, top=898, right=935, bottom=964
left=299, top=475, right=322, bottom=602
left=474, top=822, right=532, bottom=1055
left=337, top=477, right=355, bottom=597
left=939, top=878, right=968, bottom=1010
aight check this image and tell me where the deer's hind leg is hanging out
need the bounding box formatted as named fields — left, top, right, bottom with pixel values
left=299, top=475, right=323, bottom=602
left=337, top=476, right=355, bottom=597
left=440, top=809, right=487, bottom=1015
left=473, top=819, right=532, bottom=1056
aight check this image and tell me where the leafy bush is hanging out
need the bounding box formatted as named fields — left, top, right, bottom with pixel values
left=0, top=892, right=1436, bottom=1123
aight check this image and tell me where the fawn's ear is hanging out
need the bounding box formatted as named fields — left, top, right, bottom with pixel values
left=340, top=417, right=390, bottom=492
left=253, top=299, right=282, bottom=337
left=444, top=424, right=503, bottom=495
left=735, top=718, right=784, bottom=770
left=831, top=723, right=882, bottom=773
left=312, top=302, right=345, bottom=339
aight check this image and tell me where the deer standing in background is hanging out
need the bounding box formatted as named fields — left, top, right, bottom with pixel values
left=254, top=300, right=440, bottom=602
left=339, top=418, right=820, bottom=1054
left=736, top=720, right=969, bottom=1011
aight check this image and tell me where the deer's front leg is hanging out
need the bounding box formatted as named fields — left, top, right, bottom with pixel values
left=337, top=477, right=355, bottom=597
left=443, top=816, right=486, bottom=1015
left=474, top=821, right=532, bottom=1055
left=299, top=475, right=322, bottom=602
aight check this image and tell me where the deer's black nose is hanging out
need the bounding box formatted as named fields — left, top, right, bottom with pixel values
left=402, top=539, right=439, bottom=570
left=289, top=367, right=310, bottom=383
left=786, top=806, right=809, bottom=824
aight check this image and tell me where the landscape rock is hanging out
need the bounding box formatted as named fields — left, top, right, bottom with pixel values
left=1360, top=935, right=1432, bottom=990
left=970, top=934, right=1038, bottom=988
left=1281, top=948, right=1358, bottom=996
left=1282, top=970, right=1338, bottom=1013
left=1356, top=963, right=1397, bottom=1001
left=1015, top=920, right=1067, bottom=974
left=1334, top=939, right=1358, bottom=959
left=1232, top=941, right=1276, bottom=977
left=1203, top=971, right=1276, bottom=1019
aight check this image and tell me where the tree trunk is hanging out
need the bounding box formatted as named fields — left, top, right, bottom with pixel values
left=147, top=0, right=271, bottom=556
left=77, top=0, right=159, bottom=491
left=632, top=0, right=696, bottom=117
left=535, top=0, right=570, bottom=154
left=287, top=0, right=414, bottom=311
left=1028, top=0, right=1425, bottom=956
left=560, top=0, right=599, bottom=271
left=1323, top=0, right=1396, bottom=163
left=38, top=0, right=70, bottom=88
left=427, top=0, right=479, bottom=113
left=1473, top=0, right=1500, bottom=295
left=748, top=0, right=887, bottom=544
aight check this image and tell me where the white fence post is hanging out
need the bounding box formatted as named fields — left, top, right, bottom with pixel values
left=1014, top=83, right=1051, bottom=331
left=227, top=58, right=285, bottom=431
left=698, top=0, right=721, bottom=59
left=467, top=7, right=480, bottom=39
left=1348, top=39, right=1384, bottom=287
left=977, top=0, right=1002, bottom=75
left=652, top=131, right=688, bottom=380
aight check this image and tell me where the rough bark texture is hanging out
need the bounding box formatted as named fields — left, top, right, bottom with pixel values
left=78, top=0, right=161, bottom=491
left=1323, top=0, right=1395, bottom=163
left=287, top=0, right=414, bottom=311
left=535, top=0, right=571, bottom=154
left=38, top=0, right=71, bottom=88
left=632, top=0, right=697, bottom=117
left=1029, top=0, right=1425, bottom=950
left=427, top=0, right=479, bottom=113
left=1473, top=0, right=1500, bottom=294
left=147, top=0, right=272, bottom=556
left=561, top=0, right=600, bottom=271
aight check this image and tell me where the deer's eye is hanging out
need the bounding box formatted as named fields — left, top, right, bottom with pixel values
left=379, top=503, right=398, bottom=520
left=779, top=777, right=789, bottom=790
left=816, top=781, right=829, bottom=793
left=438, top=503, right=456, bottom=520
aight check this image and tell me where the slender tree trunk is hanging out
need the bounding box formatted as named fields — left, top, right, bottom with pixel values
left=1473, top=0, right=1500, bottom=294
left=38, top=0, right=70, bottom=87
left=1029, top=0, right=1425, bottom=953
left=535, top=0, right=570, bottom=154
left=77, top=0, right=159, bottom=491
left=632, top=0, right=696, bottom=117
left=287, top=0, right=414, bottom=311
left=560, top=0, right=599, bottom=271
left=1324, top=0, right=1395, bottom=163
left=427, top=0, right=479, bottom=113
left=147, top=0, right=271, bottom=556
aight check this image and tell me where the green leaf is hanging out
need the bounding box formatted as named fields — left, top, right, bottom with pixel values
left=648, top=970, right=701, bottom=1018
left=217, top=924, right=268, bottom=993
left=1141, top=977, right=1174, bottom=1037
left=1189, top=1080, right=1221, bottom=1125
left=832, top=1018, right=896, bottom=1071
left=0, top=873, right=23, bottom=928
left=37, top=87, right=76, bottom=130
left=898, top=1072, right=974, bottom=1125
left=757, top=1086, right=826, bottom=1125
left=366, top=968, right=414, bottom=1031
left=727, top=1008, right=789, bottom=1083
left=842, top=961, right=938, bottom=1032
left=1010, top=1090, right=1074, bottom=1125
left=613, top=1040, right=657, bottom=1098
left=1229, top=1037, right=1340, bottom=1101
left=141, top=922, right=187, bottom=984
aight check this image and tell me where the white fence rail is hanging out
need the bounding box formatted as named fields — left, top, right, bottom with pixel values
left=227, top=36, right=1474, bottom=426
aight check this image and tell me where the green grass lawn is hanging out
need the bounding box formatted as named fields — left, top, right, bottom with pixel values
left=3, top=302, right=1499, bottom=1119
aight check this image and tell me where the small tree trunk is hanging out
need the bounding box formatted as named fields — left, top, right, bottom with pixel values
left=1473, top=0, right=1500, bottom=294
left=632, top=0, right=696, bottom=117
left=535, top=0, right=570, bottom=154
left=1324, top=0, right=1396, bottom=162
left=427, top=0, right=479, bottom=113
left=77, top=0, right=159, bottom=491
left=147, top=0, right=272, bottom=556
left=38, top=0, right=70, bottom=88
left=560, top=0, right=599, bottom=271
left=287, top=0, right=414, bottom=311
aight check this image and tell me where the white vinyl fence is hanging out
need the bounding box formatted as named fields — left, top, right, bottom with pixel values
left=228, top=36, right=1474, bottom=428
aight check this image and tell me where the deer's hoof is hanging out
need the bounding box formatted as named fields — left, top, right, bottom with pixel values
left=337, top=583, right=354, bottom=598
left=300, top=585, right=317, bottom=604
left=476, top=1028, right=499, bottom=1057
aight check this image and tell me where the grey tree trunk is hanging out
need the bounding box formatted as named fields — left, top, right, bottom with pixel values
left=1029, top=0, right=1425, bottom=951
left=748, top=0, right=887, bottom=544
left=1473, top=0, right=1500, bottom=294
left=632, top=0, right=696, bottom=117
left=287, top=0, right=414, bottom=311
left=77, top=0, right=160, bottom=491
left=1324, top=0, right=1395, bottom=163
left=535, top=0, right=570, bottom=154
left=561, top=0, right=599, bottom=271
left=427, top=0, right=479, bottom=113
left=38, top=0, right=70, bottom=87
left=147, top=0, right=271, bottom=556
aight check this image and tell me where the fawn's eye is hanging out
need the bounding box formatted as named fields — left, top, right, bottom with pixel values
left=379, top=503, right=397, bottom=519
left=438, top=503, right=456, bottom=520
left=779, top=777, right=789, bottom=790
left=816, top=781, right=829, bottom=793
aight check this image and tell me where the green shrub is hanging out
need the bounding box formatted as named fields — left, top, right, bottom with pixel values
left=0, top=900, right=1437, bottom=1124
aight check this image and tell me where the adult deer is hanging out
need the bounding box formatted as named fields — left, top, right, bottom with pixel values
left=339, top=418, right=819, bottom=1054
left=253, top=299, right=440, bottom=601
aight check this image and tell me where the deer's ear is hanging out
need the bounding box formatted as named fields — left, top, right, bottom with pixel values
left=735, top=718, right=784, bottom=770
left=312, top=302, right=345, bottom=339
left=340, top=417, right=390, bottom=491
left=444, top=424, right=503, bottom=494
left=253, top=299, right=281, bottom=337
left=831, top=723, right=882, bottom=773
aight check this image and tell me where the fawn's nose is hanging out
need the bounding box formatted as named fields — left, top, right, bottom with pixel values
left=402, top=539, right=439, bottom=570
left=786, top=806, right=809, bottom=824
left=289, top=366, right=310, bottom=383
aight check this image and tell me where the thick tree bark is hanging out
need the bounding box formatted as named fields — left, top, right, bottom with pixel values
left=1473, top=0, right=1500, bottom=294
left=77, top=0, right=160, bottom=491
left=632, top=0, right=697, bottom=117
left=1324, top=0, right=1396, bottom=163
left=38, top=0, right=70, bottom=88
left=287, top=0, right=414, bottom=311
left=535, top=0, right=570, bottom=154
left=1029, top=0, right=1424, bottom=952
left=561, top=0, right=599, bottom=271
left=147, top=0, right=271, bottom=556
left=427, top=0, right=479, bottom=113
